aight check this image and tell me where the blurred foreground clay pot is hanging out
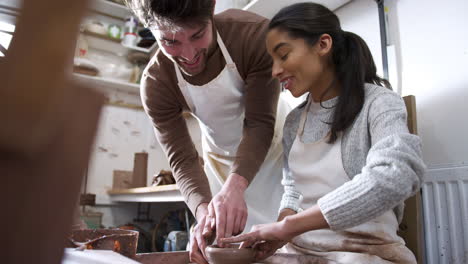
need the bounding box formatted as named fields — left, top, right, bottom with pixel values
left=206, top=244, right=255, bottom=264
left=68, top=229, right=139, bottom=258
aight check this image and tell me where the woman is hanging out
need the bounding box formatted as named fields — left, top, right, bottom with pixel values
left=221, top=3, right=425, bottom=264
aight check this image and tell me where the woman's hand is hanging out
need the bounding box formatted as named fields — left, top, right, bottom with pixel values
left=220, top=220, right=292, bottom=261
left=220, top=206, right=329, bottom=261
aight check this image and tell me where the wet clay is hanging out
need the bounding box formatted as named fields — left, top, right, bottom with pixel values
left=205, top=245, right=255, bottom=264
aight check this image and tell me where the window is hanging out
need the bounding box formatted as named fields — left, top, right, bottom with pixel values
left=0, top=21, right=15, bottom=57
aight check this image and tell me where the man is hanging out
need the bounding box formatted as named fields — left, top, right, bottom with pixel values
left=126, top=1, right=288, bottom=263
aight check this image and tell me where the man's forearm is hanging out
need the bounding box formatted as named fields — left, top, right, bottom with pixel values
left=178, top=178, right=212, bottom=217
left=152, top=113, right=212, bottom=216
left=224, top=173, right=249, bottom=192
left=195, top=203, right=209, bottom=222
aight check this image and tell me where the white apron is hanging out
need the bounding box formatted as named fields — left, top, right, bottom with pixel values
left=174, top=32, right=288, bottom=231
left=282, top=100, right=416, bottom=264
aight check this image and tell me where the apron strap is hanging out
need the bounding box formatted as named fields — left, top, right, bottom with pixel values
left=174, top=64, right=196, bottom=111
left=298, top=98, right=312, bottom=138
left=298, top=97, right=335, bottom=143
left=216, top=31, right=235, bottom=66
left=174, top=61, right=185, bottom=86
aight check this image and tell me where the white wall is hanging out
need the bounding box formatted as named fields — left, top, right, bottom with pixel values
left=335, top=0, right=383, bottom=78
left=394, top=0, right=468, bottom=168
left=215, top=0, right=251, bottom=13
left=82, top=89, right=201, bottom=229
left=337, top=1, right=468, bottom=263
left=244, top=0, right=351, bottom=19
left=336, top=0, right=468, bottom=168
left=85, top=90, right=202, bottom=205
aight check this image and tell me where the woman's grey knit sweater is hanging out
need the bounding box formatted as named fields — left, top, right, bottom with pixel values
left=280, top=83, right=426, bottom=230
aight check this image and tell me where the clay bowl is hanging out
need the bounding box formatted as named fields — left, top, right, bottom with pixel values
left=68, top=229, right=139, bottom=259
left=205, top=244, right=255, bottom=264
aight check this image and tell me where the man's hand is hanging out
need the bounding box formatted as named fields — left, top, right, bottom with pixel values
left=204, top=173, right=248, bottom=246
left=189, top=203, right=214, bottom=264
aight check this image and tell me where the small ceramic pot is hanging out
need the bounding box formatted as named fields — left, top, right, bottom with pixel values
left=68, top=229, right=139, bottom=259
left=205, top=244, right=255, bottom=264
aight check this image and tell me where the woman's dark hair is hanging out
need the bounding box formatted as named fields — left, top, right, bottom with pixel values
left=269, top=2, right=391, bottom=143
left=125, top=0, right=215, bottom=29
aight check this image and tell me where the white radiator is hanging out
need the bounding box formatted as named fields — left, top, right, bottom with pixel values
left=422, top=165, right=468, bottom=264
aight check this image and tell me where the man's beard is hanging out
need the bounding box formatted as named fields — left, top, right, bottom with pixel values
left=175, top=50, right=206, bottom=76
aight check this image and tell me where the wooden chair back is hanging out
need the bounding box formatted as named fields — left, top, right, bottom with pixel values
left=399, top=95, right=425, bottom=263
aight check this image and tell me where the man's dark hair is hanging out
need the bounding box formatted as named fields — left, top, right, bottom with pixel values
left=125, top=0, right=215, bottom=29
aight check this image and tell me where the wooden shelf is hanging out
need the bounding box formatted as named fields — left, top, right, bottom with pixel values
left=122, top=42, right=158, bottom=54
left=0, top=3, right=20, bottom=24
left=73, top=73, right=140, bottom=95
left=83, top=29, right=121, bottom=43
left=107, top=184, right=184, bottom=203
left=106, top=101, right=144, bottom=110
left=108, top=184, right=179, bottom=194
left=86, top=0, right=158, bottom=54
left=82, top=29, right=158, bottom=54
